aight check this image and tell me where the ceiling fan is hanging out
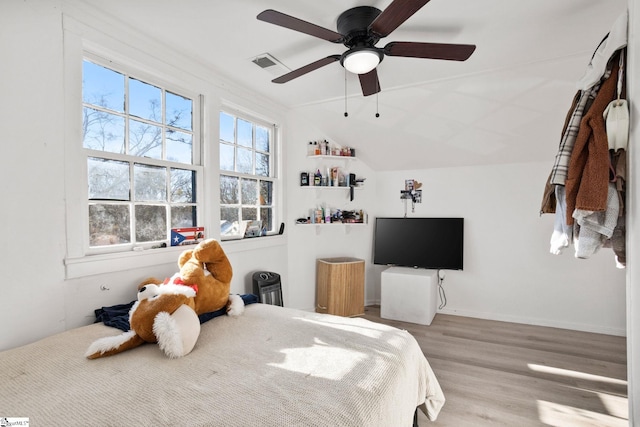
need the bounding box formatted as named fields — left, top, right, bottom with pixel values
left=257, top=0, right=476, bottom=96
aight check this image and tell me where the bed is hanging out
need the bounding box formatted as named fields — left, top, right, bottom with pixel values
left=0, top=303, right=445, bottom=426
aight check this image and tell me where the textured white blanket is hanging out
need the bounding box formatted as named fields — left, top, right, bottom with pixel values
left=0, top=303, right=444, bottom=426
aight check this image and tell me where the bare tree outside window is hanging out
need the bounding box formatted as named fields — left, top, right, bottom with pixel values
left=82, top=58, right=198, bottom=249
left=219, top=110, right=276, bottom=239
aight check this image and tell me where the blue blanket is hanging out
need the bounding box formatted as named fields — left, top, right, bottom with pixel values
left=94, top=294, right=259, bottom=332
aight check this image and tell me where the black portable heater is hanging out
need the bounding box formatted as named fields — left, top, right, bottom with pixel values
left=252, top=271, right=283, bottom=306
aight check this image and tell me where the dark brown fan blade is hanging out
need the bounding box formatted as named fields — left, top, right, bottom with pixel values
left=272, top=55, right=341, bottom=84
left=257, top=9, right=344, bottom=43
left=358, top=69, right=381, bottom=96
left=384, top=42, right=476, bottom=61
left=369, top=0, right=431, bottom=38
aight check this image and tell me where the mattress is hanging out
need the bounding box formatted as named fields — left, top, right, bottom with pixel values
left=0, top=303, right=444, bottom=426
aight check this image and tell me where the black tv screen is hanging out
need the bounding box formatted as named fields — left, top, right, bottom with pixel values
left=373, top=217, right=464, bottom=270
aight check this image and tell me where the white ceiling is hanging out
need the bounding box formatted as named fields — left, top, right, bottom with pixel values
left=76, top=0, right=628, bottom=171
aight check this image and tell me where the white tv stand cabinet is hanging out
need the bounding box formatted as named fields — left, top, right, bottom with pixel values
left=380, top=267, right=438, bottom=326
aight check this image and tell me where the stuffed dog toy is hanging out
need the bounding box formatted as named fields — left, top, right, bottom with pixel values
left=86, top=239, right=243, bottom=359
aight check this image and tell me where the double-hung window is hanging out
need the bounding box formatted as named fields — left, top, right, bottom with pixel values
left=219, top=110, right=277, bottom=240
left=82, top=57, right=201, bottom=252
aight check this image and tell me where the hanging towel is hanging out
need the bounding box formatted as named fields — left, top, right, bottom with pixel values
left=573, top=183, right=619, bottom=259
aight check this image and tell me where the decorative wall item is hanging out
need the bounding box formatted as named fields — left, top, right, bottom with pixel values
left=400, top=179, right=422, bottom=216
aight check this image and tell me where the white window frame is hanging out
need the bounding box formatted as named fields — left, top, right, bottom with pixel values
left=62, top=17, right=286, bottom=279
left=219, top=106, right=280, bottom=241
left=80, top=54, right=203, bottom=255
left=63, top=45, right=206, bottom=278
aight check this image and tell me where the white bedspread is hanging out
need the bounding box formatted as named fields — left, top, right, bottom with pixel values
left=0, top=303, right=444, bottom=426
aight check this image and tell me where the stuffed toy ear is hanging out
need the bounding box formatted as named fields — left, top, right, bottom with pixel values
left=85, top=330, right=146, bottom=360
left=153, top=304, right=201, bottom=358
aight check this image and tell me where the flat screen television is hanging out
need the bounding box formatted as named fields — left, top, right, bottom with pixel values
left=373, top=217, right=464, bottom=270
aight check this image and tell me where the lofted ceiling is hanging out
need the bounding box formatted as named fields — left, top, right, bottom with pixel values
left=74, top=0, right=628, bottom=171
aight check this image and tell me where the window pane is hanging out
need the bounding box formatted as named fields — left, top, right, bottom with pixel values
left=89, top=203, right=130, bottom=246
left=260, top=207, right=273, bottom=232
left=220, top=207, right=240, bottom=237
left=237, top=118, right=252, bottom=148
left=129, top=78, right=161, bottom=122
left=218, top=109, right=277, bottom=240
left=83, top=107, right=125, bottom=153
left=256, top=125, right=269, bottom=152
left=134, top=164, right=166, bottom=202
left=135, top=205, right=166, bottom=242
left=171, top=206, right=197, bottom=228
left=166, top=129, right=192, bottom=164
left=166, top=91, right=192, bottom=131
left=220, top=175, right=239, bottom=204
left=241, top=179, right=257, bottom=204
left=170, top=168, right=195, bottom=203
left=129, top=118, right=162, bottom=159
left=256, top=152, right=269, bottom=177
left=220, top=143, right=234, bottom=171
left=242, top=207, right=257, bottom=221
left=220, top=111, right=234, bottom=143
left=88, top=157, right=130, bottom=200
left=237, top=147, right=253, bottom=174
left=221, top=207, right=239, bottom=224
left=260, top=181, right=272, bottom=205
left=82, top=60, right=124, bottom=113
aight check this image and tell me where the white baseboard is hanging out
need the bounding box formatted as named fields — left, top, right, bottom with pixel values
left=361, top=301, right=624, bottom=336
left=438, top=307, right=626, bottom=337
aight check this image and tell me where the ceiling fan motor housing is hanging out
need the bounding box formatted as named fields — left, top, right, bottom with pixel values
left=337, top=6, right=382, bottom=48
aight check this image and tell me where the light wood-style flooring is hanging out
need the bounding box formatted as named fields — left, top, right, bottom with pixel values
left=362, top=306, right=628, bottom=427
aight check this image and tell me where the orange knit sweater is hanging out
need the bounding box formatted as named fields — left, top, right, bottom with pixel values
left=565, top=52, right=620, bottom=225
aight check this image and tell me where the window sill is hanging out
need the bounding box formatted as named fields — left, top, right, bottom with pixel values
left=64, top=235, right=287, bottom=279
left=221, top=234, right=286, bottom=254
left=64, top=245, right=188, bottom=279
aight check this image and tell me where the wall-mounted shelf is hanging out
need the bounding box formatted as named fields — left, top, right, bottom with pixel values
left=295, top=222, right=367, bottom=235
left=295, top=222, right=366, bottom=226
left=301, top=185, right=363, bottom=190
left=307, top=155, right=357, bottom=161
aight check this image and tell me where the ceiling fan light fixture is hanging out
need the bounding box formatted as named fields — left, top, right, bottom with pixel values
left=342, top=47, right=383, bottom=74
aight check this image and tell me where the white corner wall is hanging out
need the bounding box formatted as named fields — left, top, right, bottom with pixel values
left=626, top=0, right=638, bottom=422
left=284, top=113, right=378, bottom=311
left=0, top=0, right=68, bottom=349
left=374, top=162, right=626, bottom=335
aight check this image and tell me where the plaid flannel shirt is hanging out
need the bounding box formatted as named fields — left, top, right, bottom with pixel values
left=549, top=68, right=610, bottom=186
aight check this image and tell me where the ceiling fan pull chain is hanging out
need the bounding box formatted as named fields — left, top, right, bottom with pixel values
left=344, top=69, right=349, bottom=117
left=376, top=92, right=380, bottom=118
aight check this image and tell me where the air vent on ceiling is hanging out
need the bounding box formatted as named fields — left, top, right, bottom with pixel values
left=251, top=53, right=290, bottom=77
left=253, top=56, right=277, bottom=68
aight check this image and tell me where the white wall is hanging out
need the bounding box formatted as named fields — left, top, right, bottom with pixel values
left=0, top=0, right=68, bottom=349
left=626, top=0, right=639, bottom=422
left=374, top=162, right=627, bottom=335
left=282, top=111, right=626, bottom=336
